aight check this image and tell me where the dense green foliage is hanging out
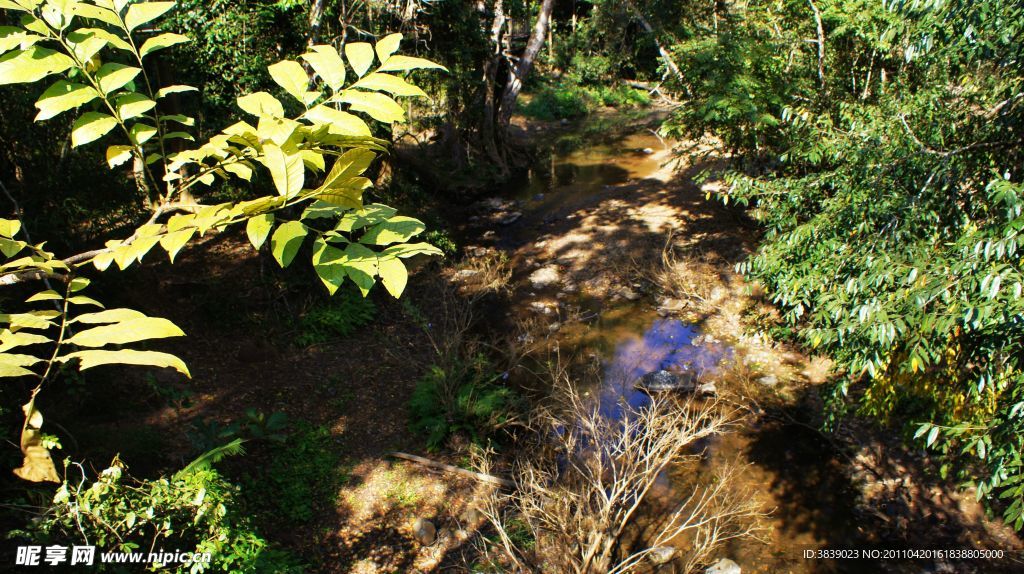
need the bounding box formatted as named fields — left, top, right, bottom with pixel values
left=665, top=0, right=1024, bottom=525
left=25, top=458, right=304, bottom=573
left=409, top=354, right=519, bottom=451
left=522, top=80, right=650, bottom=120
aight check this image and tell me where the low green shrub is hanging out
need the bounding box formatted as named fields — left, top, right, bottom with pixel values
left=294, top=287, right=376, bottom=347
left=24, top=460, right=304, bottom=573
left=522, top=84, right=593, bottom=120
left=409, top=354, right=519, bottom=451
left=522, top=81, right=650, bottom=121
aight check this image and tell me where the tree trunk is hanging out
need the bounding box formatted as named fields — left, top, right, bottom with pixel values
left=308, top=0, right=326, bottom=47
left=496, top=0, right=555, bottom=129
left=625, top=0, right=685, bottom=86
left=481, top=0, right=507, bottom=168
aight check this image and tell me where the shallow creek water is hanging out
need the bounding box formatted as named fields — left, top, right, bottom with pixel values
left=489, top=119, right=989, bottom=573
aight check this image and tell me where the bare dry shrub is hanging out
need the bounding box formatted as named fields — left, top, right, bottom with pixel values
left=649, top=234, right=720, bottom=310
left=449, top=249, right=513, bottom=297
left=480, top=382, right=766, bottom=574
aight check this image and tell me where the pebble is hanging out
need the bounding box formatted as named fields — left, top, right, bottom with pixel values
left=698, top=381, right=718, bottom=396
left=412, top=518, right=436, bottom=545
left=705, top=558, right=741, bottom=574
left=648, top=546, right=675, bottom=564
left=757, top=374, right=778, bottom=387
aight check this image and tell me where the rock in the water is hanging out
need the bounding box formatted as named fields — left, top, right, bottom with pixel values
left=621, top=287, right=641, bottom=301
left=497, top=211, right=522, bottom=225
left=705, top=558, right=741, bottom=574
left=698, top=381, right=718, bottom=396
left=413, top=518, right=436, bottom=545
left=648, top=546, right=676, bottom=565
left=529, top=266, right=561, bottom=289
left=560, top=118, right=569, bottom=125
left=453, top=269, right=480, bottom=281
left=636, top=370, right=695, bottom=393
left=757, top=374, right=778, bottom=387
left=642, top=147, right=655, bottom=154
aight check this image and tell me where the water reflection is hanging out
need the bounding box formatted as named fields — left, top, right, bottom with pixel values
left=598, top=318, right=728, bottom=420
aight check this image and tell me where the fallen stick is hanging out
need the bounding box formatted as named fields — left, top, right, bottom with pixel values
left=388, top=452, right=515, bottom=488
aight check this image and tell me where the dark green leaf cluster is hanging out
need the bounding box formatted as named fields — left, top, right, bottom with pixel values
left=665, top=0, right=1024, bottom=526
left=409, top=354, right=519, bottom=451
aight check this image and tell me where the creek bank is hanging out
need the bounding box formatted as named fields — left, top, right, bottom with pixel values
left=446, top=113, right=1023, bottom=573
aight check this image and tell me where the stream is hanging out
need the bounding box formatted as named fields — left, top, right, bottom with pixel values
left=458, top=115, right=1018, bottom=573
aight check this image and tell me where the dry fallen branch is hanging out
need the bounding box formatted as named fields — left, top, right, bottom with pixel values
left=388, top=451, right=514, bottom=487
left=480, top=380, right=767, bottom=573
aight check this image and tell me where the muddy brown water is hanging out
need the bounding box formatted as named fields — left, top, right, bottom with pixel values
left=490, top=118, right=1020, bottom=573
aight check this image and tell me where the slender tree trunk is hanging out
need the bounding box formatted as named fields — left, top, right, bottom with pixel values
left=308, top=0, right=326, bottom=47
left=626, top=1, right=685, bottom=86
left=808, top=0, right=826, bottom=93
left=496, top=0, right=555, bottom=129
left=481, top=0, right=507, bottom=167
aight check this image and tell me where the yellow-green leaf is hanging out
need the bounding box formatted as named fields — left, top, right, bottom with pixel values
left=71, top=3, right=122, bottom=27
left=115, top=91, right=156, bottom=120
left=139, top=32, right=189, bottom=57
left=344, top=42, right=374, bottom=77
left=378, top=255, right=408, bottom=297
left=124, top=1, right=175, bottom=31
left=382, top=242, right=443, bottom=258
left=256, top=116, right=300, bottom=146
left=351, top=72, right=427, bottom=97
left=320, top=148, right=375, bottom=191
left=95, top=62, right=141, bottom=94
left=270, top=220, right=307, bottom=268
left=106, top=145, right=133, bottom=168
left=335, top=90, right=405, bottom=123
left=58, top=349, right=190, bottom=377
left=72, top=308, right=145, bottom=324
left=375, top=33, right=402, bottom=64
left=156, top=84, right=197, bottom=99
left=71, top=112, right=118, bottom=147
left=301, top=44, right=345, bottom=91
left=360, top=216, right=425, bottom=245
left=262, top=143, right=304, bottom=196
left=302, top=104, right=371, bottom=136
left=245, top=213, right=274, bottom=250
left=0, top=27, right=42, bottom=55
left=0, top=362, right=35, bottom=378
left=0, top=330, right=51, bottom=353
left=0, top=46, right=74, bottom=85
left=159, top=228, right=195, bottom=262
left=25, top=290, right=61, bottom=303
left=343, top=243, right=378, bottom=296
left=0, top=352, right=41, bottom=367
left=34, top=81, right=100, bottom=121
left=65, top=316, right=185, bottom=347
left=130, top=123, right=157, bottom=145
left=237, top=91, right=284, bottom=118
left=66, top=29, right=108, bottom=62
left=268, top=59, right=313, bottom=104
left=68, top=295, right=104, bottom=307
left=0, top=237, right=25, bottom=257
left=377, top=55, right=447, bottom=73
left=0, top=218, right=20, bottom=238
